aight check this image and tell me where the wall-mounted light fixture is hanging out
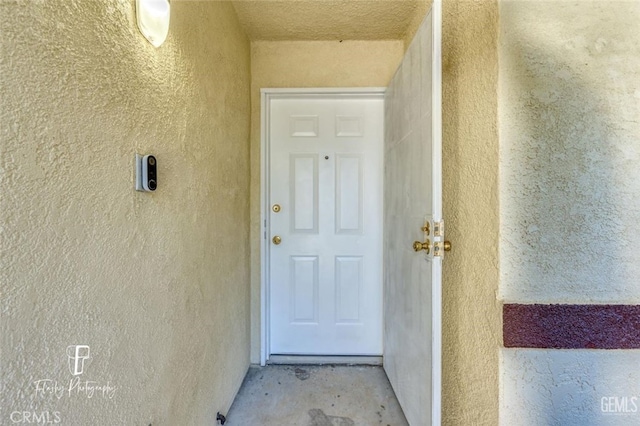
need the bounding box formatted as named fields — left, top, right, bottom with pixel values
left=136, top=0, right=170, bottom=48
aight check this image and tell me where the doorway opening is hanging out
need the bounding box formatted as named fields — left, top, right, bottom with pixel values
left=256, top=3, right=442, bottom=424
left=260, top=88, right=385, bottom=363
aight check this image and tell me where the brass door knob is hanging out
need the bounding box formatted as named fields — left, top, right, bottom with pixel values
left=413, top=241, right=430, bottom=253
left=444, top=241, right=451, bottom=251
left=272, top=236, right=282, bottom=245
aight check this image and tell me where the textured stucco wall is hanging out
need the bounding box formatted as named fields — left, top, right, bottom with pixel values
left=499, top=1, right=640, bottom=424
left=233, top=0, right=420, bottom=41
left=249, top=40, right=404, bottom=363
left=0, top=1, right=251, bottom=424
left=502, top=349, right=640, bottom=425
left=499, top=1, right=640, bottom=304
left=441, top=0, right=501, bottom=424
left=402, top=0, right=431, bottom=49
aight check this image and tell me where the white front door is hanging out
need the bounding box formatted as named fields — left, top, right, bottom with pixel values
left=383, top=2, right=443, bottom=425
left=267, top=93, right=384, bottom=356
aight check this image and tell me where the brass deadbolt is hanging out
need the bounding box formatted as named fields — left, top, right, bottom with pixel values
left=272, top=204, right=281, bottom=213
left=421, top=222, right=430, bottom=235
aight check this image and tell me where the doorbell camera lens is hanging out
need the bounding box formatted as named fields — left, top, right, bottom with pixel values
left=140, top=154, right=158, bottom=192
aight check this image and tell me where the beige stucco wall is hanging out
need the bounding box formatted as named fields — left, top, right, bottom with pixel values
left=442, top=0, right=500, bottom=424
left=249, top=40, right=404, bottom=362
left=499, top=1, right=640, bottom=423
left=403, top=0, right=432, bottom=49
left=1, top=1, right=251, bottom=424
left=499, top=0, right=640, bottom=304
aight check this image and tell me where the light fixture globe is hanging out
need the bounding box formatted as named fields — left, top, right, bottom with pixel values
left=136, top=0, right=170, bottom=48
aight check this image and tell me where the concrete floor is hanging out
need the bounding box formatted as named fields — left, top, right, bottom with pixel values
left=225, top=365, right=408, bottom=426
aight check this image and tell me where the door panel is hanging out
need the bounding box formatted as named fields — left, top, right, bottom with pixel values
left=335, top=256, right=363, bottom=323
left=383, top=3, right=442, bottom=425
left=290, top=256, right=318, bottom=323
left=269, top=95, right=384, bottom=356
left=290, top=154, right=319, bottom=233
left=335, top=154, right=363, bottom=234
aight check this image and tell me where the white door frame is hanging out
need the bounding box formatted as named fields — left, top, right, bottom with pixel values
left=260, top=88, right=386, bottom=366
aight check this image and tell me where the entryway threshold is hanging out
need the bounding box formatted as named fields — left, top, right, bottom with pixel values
left=267, top=355, right=383, bottom=365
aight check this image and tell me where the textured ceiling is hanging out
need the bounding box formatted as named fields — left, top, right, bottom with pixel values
left=231, top=1, right=422, bottom=41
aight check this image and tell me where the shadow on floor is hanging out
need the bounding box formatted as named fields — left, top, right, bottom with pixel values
left=225, top=365, right=408, bottom=426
